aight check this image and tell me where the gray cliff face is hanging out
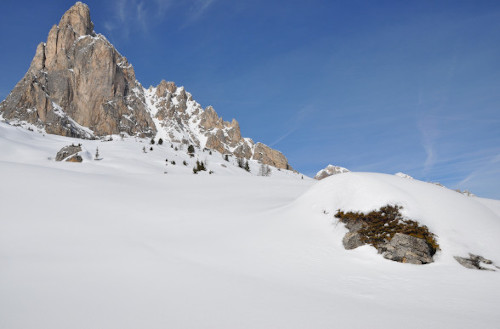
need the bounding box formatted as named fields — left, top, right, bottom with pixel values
left=0, top=2, right=155, bottom=138
left=0, top=2, right=293, bottom=170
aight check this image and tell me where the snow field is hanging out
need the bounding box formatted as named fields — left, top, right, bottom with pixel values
left=0, top=122, right=499, bottom=329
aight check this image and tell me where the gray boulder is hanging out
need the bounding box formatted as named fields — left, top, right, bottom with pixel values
left=55, top=144, right=82, bottom=161
left=454, top=254, right=497, bottom=271
left=343, top=232, right=364, bottom=250
left=381, top=233, right=433, bottom=264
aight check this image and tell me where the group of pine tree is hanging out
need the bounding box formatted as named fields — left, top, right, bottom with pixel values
left=95, top=138, right=272, bottom=176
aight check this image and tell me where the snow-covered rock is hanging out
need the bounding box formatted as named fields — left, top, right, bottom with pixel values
left=55, top=144, right=82, bottom=161
left=314, top=164, right=350, bottom=180
left=395, top=172, right=414, bottom=179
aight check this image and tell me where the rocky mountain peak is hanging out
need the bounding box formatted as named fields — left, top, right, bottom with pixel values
left=0, top=1, right=154, bottom=138
left=155, top=80, right=177, bottom=97
left=59, top=2, right=94, bottom=37
left=0, top=2, right=294, bottom=171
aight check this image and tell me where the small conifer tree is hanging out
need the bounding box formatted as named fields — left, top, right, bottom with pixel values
left=237, top=157, right=244, bottom=168
left=259, top=163, right=271, bottom=176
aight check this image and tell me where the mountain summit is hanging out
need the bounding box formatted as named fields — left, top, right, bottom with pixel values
left=0, top=2, right=292, bottom=170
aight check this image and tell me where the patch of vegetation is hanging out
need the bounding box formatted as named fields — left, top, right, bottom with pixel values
left=334, top=205, right=439, bottom=255
left=193, top=160, right=207, bottom=174
left=236, top=158, right=250, bottom=172
left=187, top=145, right=195, bottom=157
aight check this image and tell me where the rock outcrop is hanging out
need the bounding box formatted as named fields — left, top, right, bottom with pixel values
left=381, top=233, right=433, bottom=264
left=336, top=205, right=437, bottom=265
left=342, top=232, right=364, bottom=250
left=454, top=254, right=498, bottom=271
left=0, top=2, right=293, bottom=170
left=55, top=144, right=82, bottom=161
left=315, top=165, right=350, bottom=180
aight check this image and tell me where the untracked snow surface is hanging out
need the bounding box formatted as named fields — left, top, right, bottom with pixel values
left=1, top=122, right=500, bottom=329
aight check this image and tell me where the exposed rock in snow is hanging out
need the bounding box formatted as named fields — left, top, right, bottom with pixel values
left=314, top=165, right=350, bottom=180
left=382, top=233, right=433, bottom=264
left=454, top=254, right=498, bottom=271
left=396, top=173, right=476, bottom=197
left=336, top=206, right=435, bottom=265
left=55, top=144, right=82, bottom=161
left=454, top=189, right=475, bottom=197
left=395, top=172, right=414, bottom=179
left=66, top=154, right=83, bottom=162
left=342, top=232, right=364, bottom=250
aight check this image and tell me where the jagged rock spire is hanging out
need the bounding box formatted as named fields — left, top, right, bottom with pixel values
left=59, top=2, right=94, bottom=36
left=0, top=2, right=155, bottom=138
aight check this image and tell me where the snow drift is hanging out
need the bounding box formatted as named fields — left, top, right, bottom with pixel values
left=1, top=122, right=499, bottom=329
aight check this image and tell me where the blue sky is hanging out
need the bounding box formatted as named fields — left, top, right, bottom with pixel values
left=1, top=0, right=499, bottom=198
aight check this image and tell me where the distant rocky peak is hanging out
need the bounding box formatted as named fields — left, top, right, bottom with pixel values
left=315, top=165, right=350, bottom=180
left=395, top=172, right=414, bottom=179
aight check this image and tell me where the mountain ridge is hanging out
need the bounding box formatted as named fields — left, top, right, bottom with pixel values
left=0, top=2, right=292, bottom=170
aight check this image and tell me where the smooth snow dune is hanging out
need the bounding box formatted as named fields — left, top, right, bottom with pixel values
left=295, top=172, right=500, bottom=264
left=1, top=122, right=500, bottom=329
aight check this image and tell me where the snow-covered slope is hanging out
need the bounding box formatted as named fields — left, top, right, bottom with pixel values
left=298, top=172, right=500, bottom=265
left=0, top=121, right=302, bottom=179
left=1, top=122, right=499, bottom=329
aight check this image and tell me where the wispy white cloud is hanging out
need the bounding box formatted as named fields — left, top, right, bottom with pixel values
left=189, top=0, right=216, bottom=22
left=270, top=105, right=316, bottom=147
left=104, top=0, right=214, bottom=36
left=154, top=0, right=174, bottom=17
left=417, top=112, right=440, bottom=175
left=458, top=153, right=500, bottom=186
left=136, top=1, right=148, bottom=31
